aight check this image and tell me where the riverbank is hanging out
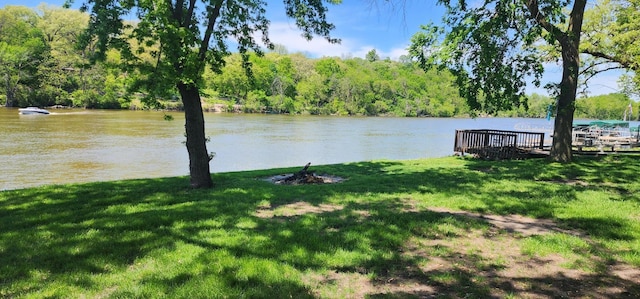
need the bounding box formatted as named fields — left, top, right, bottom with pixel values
left=2, top=156, right=640, bottom=297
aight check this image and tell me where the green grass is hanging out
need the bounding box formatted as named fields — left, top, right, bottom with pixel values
left=1, top=155, right=640, bottom=298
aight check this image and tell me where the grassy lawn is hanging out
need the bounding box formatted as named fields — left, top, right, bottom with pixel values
left=1, top=155, right=640, bottom=298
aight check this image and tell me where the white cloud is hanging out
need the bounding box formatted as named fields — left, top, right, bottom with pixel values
left=267, top=22, right=355, bottom=57
left=384, top=46, right=410, bottom=60
left=266, top=22, right=409, bottom=61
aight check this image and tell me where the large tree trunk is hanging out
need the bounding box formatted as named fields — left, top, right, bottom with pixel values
left=550, top=43, right=578, bottom=162
left=4, top=74, right=15, bottom=107
left=549, top=0, right=587, bottom=163
left=178, top=82, right=213, bottom=188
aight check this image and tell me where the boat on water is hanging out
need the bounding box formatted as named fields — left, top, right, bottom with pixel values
left=18, top=107, right=50, bottom=115
left=573, top=120, right=640, bottom=148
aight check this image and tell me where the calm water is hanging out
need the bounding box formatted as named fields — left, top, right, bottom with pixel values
left=1, top=107, right=555, bottom=190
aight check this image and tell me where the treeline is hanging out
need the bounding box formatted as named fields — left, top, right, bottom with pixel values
left=0, top=5, right=635, bottom=119
left=0, top=4, right=471, bottom=117
left=575, top=93, right=636, bottom=120
left=203, top=51, right=470, bottom=116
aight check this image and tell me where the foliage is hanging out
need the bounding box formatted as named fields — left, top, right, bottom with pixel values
left=0, top=5, right=468, bottom=116
left=408, top=3, right=544, bottom=114
left=581, top=0, right=640, bottom=97
left=575, top=92, right=634, bottom=120
left=497, top=93, right=553, bottom=118
left=0, top=6, right=49, bottom=107
left=410, top=1, right=594, bottom=162
left=0, top=5, right=126, bottom=108
left=1, top=156, right=640, bottom=297
left=1, top=4, right=635, bottom=120
left=209, top=51, right=467, bottom=116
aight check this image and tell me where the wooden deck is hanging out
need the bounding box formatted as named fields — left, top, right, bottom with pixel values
left=454, top=129, right=546, bottom=160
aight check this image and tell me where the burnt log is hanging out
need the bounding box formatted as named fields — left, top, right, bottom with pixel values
left=283, top=163, right=324, bottom=184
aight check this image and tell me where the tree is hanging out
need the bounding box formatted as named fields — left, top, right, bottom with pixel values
left=575, top=93, right=630, bottom=120
left=580, top=0, right=640, bottom=97
left=36, top=5, right=93, bottom=106
left=410, top=0, right=589, bottom=162
left=205, top=50, right=466, bottom=116
left=208, top=53, right=251, bottom=102
left=76, top=0, right=340, bottom=188
left=0, top=6, right=48, bottom=107
left=365, top=48, right=380, bottom=62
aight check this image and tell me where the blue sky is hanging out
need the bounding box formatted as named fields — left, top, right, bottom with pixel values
left=14, top=0, right=442, bottom=59
left=262, top=1, right=444, bottom=60
left=7, top=0, right=624, bottom=96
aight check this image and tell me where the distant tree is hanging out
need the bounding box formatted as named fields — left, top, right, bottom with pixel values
left=365, top=49, right=380, bottom=62
left=619, top=74, right=640, bottom=100
left=266, top=53, right=297, bottom=113
left=398, top=54, right=412, bottom=66
left=208, top=54, right=250, bottom=103
left=575, top=93, right=630, bottom=120
left=271, top=44, right=289, bottom=55
left=75, top=0, right=340, bottom=188
left=36, top=5, right=92, bottom=106
left=0, top=6, right=48, bottom=107
left=314, top=57, right=344, bottom=111
left=205, top=46, right=466, bottom=117
left=410, top=0, right=589, bottom=162
left=527, top=93, right=554, bottom=118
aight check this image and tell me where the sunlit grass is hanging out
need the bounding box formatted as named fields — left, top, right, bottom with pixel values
left=1, top=155, right=640, bottom=297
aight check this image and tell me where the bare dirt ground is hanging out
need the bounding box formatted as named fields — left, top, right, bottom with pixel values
left=255, top=201, right=640, bottom=298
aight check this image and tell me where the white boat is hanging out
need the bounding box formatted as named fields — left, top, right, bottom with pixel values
left=18, top=107, right=50, bottom=115
left=572, top=120, right=639, bottom=148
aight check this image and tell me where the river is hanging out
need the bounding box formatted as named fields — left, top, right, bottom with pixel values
left=1, top=107, right=556, bottom=190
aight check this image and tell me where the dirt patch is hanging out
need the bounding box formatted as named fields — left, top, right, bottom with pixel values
left=306, top=227, right=639, bottom=298
left=294, top=204, right=640, bottom=298
left=548, top=178, right=590, bottom=187
left=254, top=201, right=344, bottom=218
left=427, top=207, right=584, bottom=237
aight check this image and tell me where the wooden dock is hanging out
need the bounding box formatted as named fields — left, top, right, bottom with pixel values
left=454, top=129, right=546, bottom=160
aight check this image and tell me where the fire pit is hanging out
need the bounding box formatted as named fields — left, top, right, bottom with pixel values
left=264, top=163, right=345, bottom=185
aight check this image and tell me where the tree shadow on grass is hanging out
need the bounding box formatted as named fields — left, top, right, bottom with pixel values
left=243, top=195, right=639, bottom=298
left=276, top=158, right=576, bottom=218
left=1, top=156, right=639, bottom=297
left=368, top=261, right=640, bottom=298
left=463, top=155, right=640, bottom=202
left=246, top=158, right=640, bottom=297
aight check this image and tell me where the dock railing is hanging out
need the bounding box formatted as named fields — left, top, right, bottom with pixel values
left=454, top=129, right=545, bottom=159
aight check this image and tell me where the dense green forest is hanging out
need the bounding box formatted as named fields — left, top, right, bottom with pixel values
left=0, top=5, right=636, bottom=119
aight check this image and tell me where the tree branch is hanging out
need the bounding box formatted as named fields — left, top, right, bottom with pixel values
left=568, top=0, right=587, bottom=41
left=524, top=0, right=565, bottom=43
left=199, top=0, right=223, bottom=62
left=579, top=59, right=620, bottom=76
left=186, top=0, right=196, bottom=27
left=172, top=0, right=183, bottom=23
left=582, top=49, right=633, bottom=70
left=581, top=65, right=625, bottom=84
